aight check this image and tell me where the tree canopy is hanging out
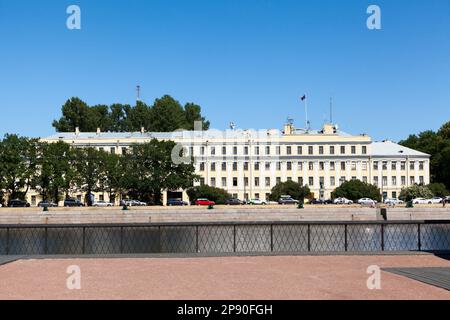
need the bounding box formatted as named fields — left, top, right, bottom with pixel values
left=400, top=121, right=450, bottom=190
left=331, top=179, right=381, bottom=202
left=399, top=185, right=434, bottom=202
left=52, top=95, right=210, bottom=133
left=186, top=185, right=231, bottom=204
left=269, top=180, right=311, bottom=202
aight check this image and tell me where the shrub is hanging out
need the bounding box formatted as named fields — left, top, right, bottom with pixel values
left=399, top=185, right=434, bottom=201
left=269, top=181, right=311, bottom=202
left=186, top=185, right=231, bottom=204
left=331, top=179, right=381, bottom=202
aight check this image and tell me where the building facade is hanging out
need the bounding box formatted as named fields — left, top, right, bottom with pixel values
left=30, top=123, right=430, bottom=206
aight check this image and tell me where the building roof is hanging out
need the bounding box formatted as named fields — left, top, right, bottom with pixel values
left=371, top=140, right=430, bottom=157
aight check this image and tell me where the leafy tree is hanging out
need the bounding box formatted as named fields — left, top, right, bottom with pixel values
left=399, top=185, right=434, bottom=202
left=121, top=139, right=198, bottom=205
left=269, top=180, right=311, bottom=202
left=427, top=183, right=449, bottom=197
left=184, top=103, right=210, bottom=130
left=52, top=97, right=91, bottom=132
left=149, top=95, right=188, bottom=132
left=34, top=141, right=77, bottom=203
left=73, top=147, right=104, bottom=205
left=0, top=134, right=38, bottom=200
left=97, top=150, right=123, bottom=203
left=331, top=179, right=381, bottom=202
left=186, top=185, right=231, bottom=204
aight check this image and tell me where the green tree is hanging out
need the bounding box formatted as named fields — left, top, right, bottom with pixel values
left=0, top=134, right=38, bottom=200
left=97, top=150, right=123, bottom=203
left=149, top=95, right=187, bottom=132
left=399, top=185, right=434, bottom=202
left=52, top=97, right=91, bottom=132
left=186, top=185, right=231, bottom=204
left=331, top=180, right=381, bottom=202
left=121, top=139, right=198, bottom=205
left=73, top=147, right=104, bottom=205
left=184, top=103, right=210, bottom=130
left=427, top=183, right=449, bottom=197
left=269, top=180, right=311, bottom=202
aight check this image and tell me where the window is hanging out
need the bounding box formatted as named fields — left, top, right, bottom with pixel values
left=222, top=177, right=227, bottom=187
left=233, top=146, right=237, bottom=155
left=199, top=162, right=205, bottom=171
left=410, top=176, right=415, bottom=185
left=308, top=177, right=314, bottom=186
left=340, top=176, right=346, bottom=185
left=211, top=162, right=216, bottom=171
left=341, top=162, right=346, bottom=171
left=286, top=146, right=292, bottom=155
left=351, top=161, right=356, bottom=170
left=297, top=146, right=302, bottom=155
left=211, top=177, right=216, bottom=187
left=319, top=162, right=324, bottom=170
left=362, top=146, right=367, bottom=154
left=298, top=162, right=303, bottom=171
left=255, top=193, right=260, bottom=199
left=221, top=162, right=226, bottom=171
left=287, top=162, right=292, bottom=170
left=410, top=162, right=415, bottom=170
left=362, top=176, right=368, bottom=183
left=243, top=162, right=249, bottom=171
left=254, top=177, right=260, bottom=187
left=373, top=161, right=379, bottom=170
left=401, top=161, right=406, bottom=170
left=392, top=191, right=397, bottom=199
left=31, top=195, right=36, bottom=206
left=121, top=147, right=127, bottom=155
left=233, top=177, right=238, bottom=187
left=265, top=193, right=270, bottom=201
left=276, top=177, right=281, bottom=184
left=298, top=177, right=303, bottom=185
left=391, top=161, right=397, bottom=170
left=200, top=178, right=205, bottom=186
left=382, top=176, right=388, bottom=186
left=254, top=162, right=260, bottom=170
left=265, top=162, right=270, bottom=170
left=330, top=161, right=335, bottom=170
left=265, top=146, right=270, bottom=155
left=190, top=146, right=194, bottom=156
left=373, top=176, right=379, bottom=186
left=211, top=147, right=215, bottom=155
left=200, top=146, right=205, bottom=155
left=330, top=146, right=335, bottom=155
left=392, top=176, right=397, bottom=186
left=351, top=146, right=356, bottom=154
left=319, top=146, right=324, bottom=155
left=276, top=162, right=281, bottom=170
left=308, top=162, right=314, bottom=170
left=254, top=146, right=260, bottom=155
left=232, top=162, right=237, bottom=171
left=330, top=177, right=335, bottom=186
left=265, top=177, right=271, bottom=187
left=110, top=147, right=116, bottom=154
left=276, top=146, right=281, bottom=155
left=319, top=177, right=324, bottom=188
left=340, top=146, right=345, bottom=154
left=99, top=195, right=104, bottom=201
left=244, top=177, right=249, bottom=187
left=222, top=146, right=226, bottom=155
left=401, top=176, right=406, bottom=185
left=382, top=161, right=387, bottom=170
left=362, top=162, right=367, bottom=170
left=308, top=146, right=313, bottom=155
left=419, top=176, right=424, bottom=184
left=244, top=146, right=248, bottom=155
left=419, top=162, right=424, bottom=170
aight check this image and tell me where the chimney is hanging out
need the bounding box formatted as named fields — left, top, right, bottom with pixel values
left=96, top=128, right=101, bottom=135
left=75, top=127, right=80, bottom=136
left=141, top=127, right=145, bottom=134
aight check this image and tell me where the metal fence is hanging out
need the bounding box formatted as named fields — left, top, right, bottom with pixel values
left=0, top=221, right=449, bottom=255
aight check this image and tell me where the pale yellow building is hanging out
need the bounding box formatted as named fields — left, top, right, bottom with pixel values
left=28, top=123, right=429, bottom=206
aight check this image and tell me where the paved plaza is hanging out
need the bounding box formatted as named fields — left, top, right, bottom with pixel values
left=0, top=254, right=449, bottom=300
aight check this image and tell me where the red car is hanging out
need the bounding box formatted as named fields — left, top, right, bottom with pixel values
left=195, top=198, right=215, bottom=206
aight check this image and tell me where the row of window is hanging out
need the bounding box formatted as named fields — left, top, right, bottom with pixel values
left=199, top=175, right=425, bottom=188
left=199, top=160, right=426, bottom=172
left=190, top=145, right=368, bottom=156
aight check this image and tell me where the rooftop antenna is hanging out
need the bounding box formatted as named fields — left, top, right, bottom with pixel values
left=287, top=116, right=294, bottom=126
left=229, top=122, right=236, bottom=130
left=136, top=85, right=141, bottom=102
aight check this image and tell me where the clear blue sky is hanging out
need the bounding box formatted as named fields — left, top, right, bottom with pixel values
left=0, top=0, right=449, bottom=141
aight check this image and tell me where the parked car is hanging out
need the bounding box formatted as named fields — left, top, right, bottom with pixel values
left=412, top=198, right=428, bottom=204
left=195, top=198, right=215, bottom=206
left=225, top=198, right=244, bottom=205
left=278, top=196, right=299, bottom=205
left=125, top=200, right=147, bottom=206
left=64, top=198, right=84, bottom=207
left=358, top=198, right=377, bottom=206
left=310, top=198, right=332, bottom=205
left=248, top=198, right=267, bottom=205
left=429, top=197, right=443, bottom=204
left=7, top=199, right=31, bottom=207
left=445, top=196, right=450, bottom=203
left=333, top=197, right=353, bottom=205
left=167, top=198, right=188, bottom=206
left=384, top=198, right=404, bottom=205
left=93, top=201, right=113, bottom=207
left=37, top=200, right=58, bottom=208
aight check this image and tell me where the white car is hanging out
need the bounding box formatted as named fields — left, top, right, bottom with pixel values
left=358, top=198, right=376, bottom=206
left=333, top=197, right=353, bottom=205
left=93, top=201, right=113, bottom=207
left=412, top=198, right=429, bottom=204
left=248, top=198, right=267, bottom=205
left=384, top=198, right=404, bottom=205
left=125, top=200, right=147, bottom=206
left=428, top=197, right=443, bottom=204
